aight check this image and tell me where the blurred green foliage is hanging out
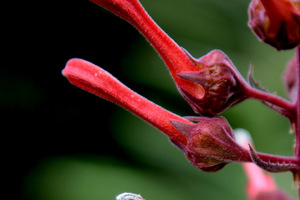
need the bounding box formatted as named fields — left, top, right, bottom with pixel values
left=21, top=0, right=297, bottom=199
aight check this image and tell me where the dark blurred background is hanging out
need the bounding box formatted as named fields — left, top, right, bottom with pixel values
left=4, top=0, right=297, bottom=199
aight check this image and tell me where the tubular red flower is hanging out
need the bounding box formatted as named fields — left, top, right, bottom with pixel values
left=62, top=59, right=253, bottom=172
left=62, top=58, right=191, bottom=148
left=90, top=0, right=260, bottom=116
left=90, top=0, right=205, bottom=100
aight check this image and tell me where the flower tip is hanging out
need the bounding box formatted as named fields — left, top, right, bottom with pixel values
left=62, top=58, right=84, bottom=78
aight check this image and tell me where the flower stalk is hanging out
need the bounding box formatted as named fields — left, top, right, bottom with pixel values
left=295, top=46, right=300, bottom=194
left=243, top=84, right=296, bottom=120
left=295, top=46, right=300, bottom=158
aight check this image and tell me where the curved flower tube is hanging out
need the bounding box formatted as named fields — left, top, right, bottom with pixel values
left=62, top=58, right=190, bottom=149
left=91, top=0, right=205, bottom=101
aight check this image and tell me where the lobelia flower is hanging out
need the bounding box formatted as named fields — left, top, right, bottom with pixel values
left=236, top=129, right=294, bottom=200
left=248, top=0, right=300, bottom=50
left=62, top=58, right=252, bottom=172
left=90, top=0, right=250, bottom=117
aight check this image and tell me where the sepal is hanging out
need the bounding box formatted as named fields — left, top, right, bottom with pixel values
left=171, top=117, right=251, bottom=172
left=177, top=50, right=249, bottom=116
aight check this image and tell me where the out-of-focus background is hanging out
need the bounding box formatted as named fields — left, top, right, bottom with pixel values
left=4, top=0, right=297, bottom=199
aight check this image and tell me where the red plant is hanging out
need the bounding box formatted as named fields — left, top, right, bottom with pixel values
left=62, top=0, right=300, bottom=199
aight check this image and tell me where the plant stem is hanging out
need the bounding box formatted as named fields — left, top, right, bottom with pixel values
left=243, top=85, right=296, bottom=120
left=296, top=46, right=300, bottom=157
left=295, top=46, right=300, bottom=199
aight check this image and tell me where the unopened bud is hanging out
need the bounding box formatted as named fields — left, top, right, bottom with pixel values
left=248, top=0, right=300, bottom=50
left=178, top=50, right=248, bottom=116
left=171, top=117, right=251, bottom=172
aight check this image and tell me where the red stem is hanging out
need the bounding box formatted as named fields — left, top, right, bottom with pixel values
left=243, top=85, right=296, bottom=120
left=295, top=45, right=300, bottom=158
left=295, top=46, right=300, bottom=197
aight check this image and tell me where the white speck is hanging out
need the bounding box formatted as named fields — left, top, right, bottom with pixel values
left=116, top=192, right=143, bottom=200
left=234, top=128, right=252, bottom=147
left=95, top=73, right=98, bottom=77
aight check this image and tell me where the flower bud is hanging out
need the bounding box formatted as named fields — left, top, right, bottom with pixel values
left=171, top=117, right=251, bottom=172
left=283, top=53, right=298, bottom=102
left=177, top=50, right=248, bottom=116
left=248, top=0, right=300, bottom=50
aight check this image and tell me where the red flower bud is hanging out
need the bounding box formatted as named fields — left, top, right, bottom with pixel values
left=177, top=50, right=249, bottom=116
left=62, top=58, right=190, bottom=149
left=248, top=0, right=300, bottom=50
left=171, top=117, right=251, bottom=172
left=62, top=59, right=252, bottom=172
left=283, top=53, right=298, bottom=102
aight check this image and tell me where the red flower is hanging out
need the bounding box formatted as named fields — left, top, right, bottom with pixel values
left=62, top=58, right=190, bottom=149
left=62, top=0, right=300, bottom=173
left=62, top=59, right=252, bottom=171
left=248, top=0, right=300, bottom=50
left=90, top=0, right=249, bottom=116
